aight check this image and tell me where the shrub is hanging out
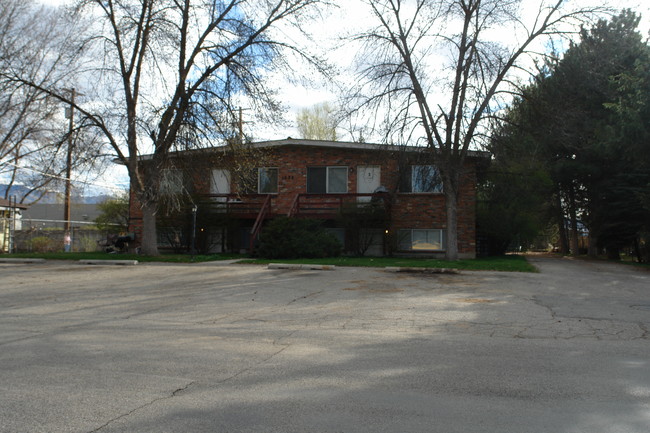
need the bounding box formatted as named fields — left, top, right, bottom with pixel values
left=78, top=235, right=100, bottom=253
left=30, top=236, right=58, bottom=253
left=256, top=217, right=341, bottom=259
left=95, top=194, right=129, bottom=232
left=337, top=202, right=388, bottom=256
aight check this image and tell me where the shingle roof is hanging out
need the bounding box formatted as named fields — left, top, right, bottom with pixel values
left=127, top=138, right=491, bottom=162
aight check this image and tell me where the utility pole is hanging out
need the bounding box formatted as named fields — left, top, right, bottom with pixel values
left=229, top=107, right=248, bottom=144
left=62, top=88, right=79, bottom=252
left=238, top=107, right=243, bottom=143
left=9, top=195, right=17, bottom=253
left=190, top=204, right=198, bottom=256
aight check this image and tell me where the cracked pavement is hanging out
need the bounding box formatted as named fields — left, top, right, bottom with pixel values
left=1, top=256, right=649, bottom=432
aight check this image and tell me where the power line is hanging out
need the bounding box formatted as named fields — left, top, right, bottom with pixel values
left=1, top=161, right=129, bottom=192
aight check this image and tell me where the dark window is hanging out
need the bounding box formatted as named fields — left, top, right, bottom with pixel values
left=400, top=165, right=443, bottom=193
left=307, top=167, right=327, bottom=193
left=307, top=166, right=347, bottom=193
left=258, top=168, right=278, bottom=194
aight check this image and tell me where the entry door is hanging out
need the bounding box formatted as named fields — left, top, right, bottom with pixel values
left=357, top=166, right=380, bottom=202
left=210, top=169, right=231, bottom=201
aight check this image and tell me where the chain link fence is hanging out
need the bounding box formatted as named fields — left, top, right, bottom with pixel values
left=13, top=228, right=115, bottom=253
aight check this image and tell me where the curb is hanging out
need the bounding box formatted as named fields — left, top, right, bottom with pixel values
left=384, top=266, right=459, bottom=274
left=78, top=260, right=139, bottom=266
left=0, top=258, right=46, bottom=264
left=268, top=263, right=336, bottom=271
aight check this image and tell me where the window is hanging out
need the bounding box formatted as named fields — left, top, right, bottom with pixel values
left=400, top=165, right=443, bottom=193
left=210, top=169, right=231, bottom=194
left=159, top=169, right=185, bottom=195
left=307, top=166, right=348, bottom=193
left=399, top=229, right=445, bottom=251
left=258, top=168, right=278, bottom=194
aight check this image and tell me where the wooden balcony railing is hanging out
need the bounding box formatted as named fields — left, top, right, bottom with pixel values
left=202, top=193, right=391, bottom=219
left=201, top=194, right=273, bottom=218
left=287, top=193, right=390, bottom=218
left=199, top=192, right=390, bottom=252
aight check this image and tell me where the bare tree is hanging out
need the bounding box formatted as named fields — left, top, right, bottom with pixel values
left=350, top=0, right=606, bottom=259
left=0, top=0, right=97, bottom=203
left=7, top=0, right=332, bottom=255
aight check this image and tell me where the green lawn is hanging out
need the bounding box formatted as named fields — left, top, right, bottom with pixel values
left=2, top=251, right=536, bottom=272
left=241, top=254, right=537, bottom=272
left=1, top=252, right=242, bottom=263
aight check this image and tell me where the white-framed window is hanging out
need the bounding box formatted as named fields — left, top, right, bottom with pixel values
left=307, top=166, right=348, bottom=193
left=210, top=169, right=231, bottom=195
left=398, top=229, right=445, bottom=251
left=258, top=167, right=278, bottom=194
left=400, top=165, right=443, bottom=193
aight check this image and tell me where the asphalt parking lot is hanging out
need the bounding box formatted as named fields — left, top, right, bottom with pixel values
left=1, top=256, right=649, bottom=433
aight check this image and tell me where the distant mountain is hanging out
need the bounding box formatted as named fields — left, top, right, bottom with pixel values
left=1, top=185, right=115, bottom=205
left=82, top=194, right=114, bottom=204
left=1, top=185, right=57, bottom=203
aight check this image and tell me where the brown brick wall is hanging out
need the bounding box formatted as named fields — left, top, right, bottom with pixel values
left=129, top=143, right=480, bottom=256
left=390, top=165, right=476, bottom=255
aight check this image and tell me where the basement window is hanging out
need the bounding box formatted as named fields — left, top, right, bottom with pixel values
left=398, top=229, right=445, bottom=251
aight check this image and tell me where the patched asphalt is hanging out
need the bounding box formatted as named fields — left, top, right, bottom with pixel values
left=1, top=256, right=649, bottom=433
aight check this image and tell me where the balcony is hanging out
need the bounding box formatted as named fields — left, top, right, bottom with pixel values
left=201, top=193, right=391, bottom=220
left=201, top=193, right=391, bottom=253
left=200, top=194, right=274, bottom=219
left=288, top=193, right=391, bottom=219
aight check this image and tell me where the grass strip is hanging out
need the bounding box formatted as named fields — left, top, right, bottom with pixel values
left=241, top=254, right=537, bottom=272
left=0, top=252, right=242, bottom=263
left=2, top=252, right=538, bottom=272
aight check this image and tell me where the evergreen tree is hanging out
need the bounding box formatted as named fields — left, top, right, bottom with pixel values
left=484, top=11, right=650, bottom=259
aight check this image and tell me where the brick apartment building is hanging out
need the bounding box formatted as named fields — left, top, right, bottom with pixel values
left=128, top=139, right=488, bottom=258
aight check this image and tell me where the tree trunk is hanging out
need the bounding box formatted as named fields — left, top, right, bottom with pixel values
left=445, top=186, right=459, bottom=261
left=633, top=237, right=643, bottom=263
left=587, top=232, right=598, bottom=257
left=568, top=188, right=580, bottom=255
left=607, top=247, right=621, bottom=261
left=140, top=201, right=160, bottom=256
left=553, top=193, right=569, bottom=254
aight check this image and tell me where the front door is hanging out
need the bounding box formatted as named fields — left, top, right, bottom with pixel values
left=357, top=165, right=380, bottom=202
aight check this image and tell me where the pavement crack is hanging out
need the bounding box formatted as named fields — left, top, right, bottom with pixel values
left=0, top=332, right=45, bottom=347
left=216, top=345, right=290, bottom=385
left=273, top=330, right=299, bottom=345
left=88, top=381, right=195, bottom=433
left=287, top=290, right=323, bottom=305
left=532, top=296, right=557, bottom=320
left=171, top=381, right=195, bottom=397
